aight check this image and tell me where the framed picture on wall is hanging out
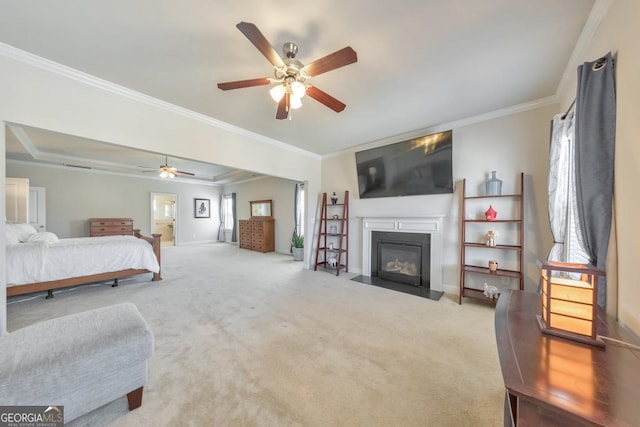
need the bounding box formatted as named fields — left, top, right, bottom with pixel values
left=194, top=198, right=210, bottom=218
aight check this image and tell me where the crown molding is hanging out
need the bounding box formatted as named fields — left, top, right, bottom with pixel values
left=323, top=95, right=559, bottom=159
left=0, top=43, right=321, bottom=161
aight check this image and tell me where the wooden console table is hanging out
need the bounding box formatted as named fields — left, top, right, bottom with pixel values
left=495, top=290, right=640, bottom=426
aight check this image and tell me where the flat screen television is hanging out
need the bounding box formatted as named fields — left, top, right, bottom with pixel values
left=355, top=130, right=453, bottom=199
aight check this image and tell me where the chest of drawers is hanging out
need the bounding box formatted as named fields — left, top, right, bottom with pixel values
left=239, top=217, right=274, bottom=253
left=89, top=218, right=134, bottom=237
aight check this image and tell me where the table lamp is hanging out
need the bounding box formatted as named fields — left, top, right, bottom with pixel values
left=537, top=260, right=605, bottom=347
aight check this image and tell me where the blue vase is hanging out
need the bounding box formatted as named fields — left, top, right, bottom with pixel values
left=485, top=171, right=502, bottom=196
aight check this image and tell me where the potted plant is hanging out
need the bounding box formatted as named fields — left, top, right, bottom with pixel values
left=292, top=232, right=304, bottom=261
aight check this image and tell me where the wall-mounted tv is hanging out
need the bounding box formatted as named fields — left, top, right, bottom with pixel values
left=355, top=130, right=453, bottom=199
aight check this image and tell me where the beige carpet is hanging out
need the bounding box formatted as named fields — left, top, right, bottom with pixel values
left=7, top=244, right=504, bottom=426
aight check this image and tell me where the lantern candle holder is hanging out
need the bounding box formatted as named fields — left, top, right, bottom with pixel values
left=536, top=260, right=605, bottom=348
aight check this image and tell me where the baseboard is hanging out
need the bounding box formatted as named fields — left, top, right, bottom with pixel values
left=443, top=283, right=458, bottom=295
left=179, top=240, right=219, bottom=246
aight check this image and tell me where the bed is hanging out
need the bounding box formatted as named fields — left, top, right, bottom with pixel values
left=6, top=223, right=162, bottom=298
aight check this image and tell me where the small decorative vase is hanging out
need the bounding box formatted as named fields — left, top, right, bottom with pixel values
left=485, top=171, right=503, bottom=196
left=330, top=192, right=338, bottom=205
left=329, top=225, right=338, bottom=234
left=489, top=260, right=498, bottom=273
left=485, top=205, right=497, bottom=221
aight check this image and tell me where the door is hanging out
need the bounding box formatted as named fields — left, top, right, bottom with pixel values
left=29, top=186, right=46, bottom=232
left=5, top=177, right=29, bottom=223
left=151, top=193, right=177, bottom=246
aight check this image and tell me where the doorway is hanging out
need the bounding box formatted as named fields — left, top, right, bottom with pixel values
left=151, top=193, right=177, bottom=246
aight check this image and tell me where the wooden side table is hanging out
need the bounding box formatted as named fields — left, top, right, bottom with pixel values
left=495, top=290, right=640, bottom=426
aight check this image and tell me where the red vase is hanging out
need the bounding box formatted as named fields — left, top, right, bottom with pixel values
left=485, top=205, right=497, bottom=221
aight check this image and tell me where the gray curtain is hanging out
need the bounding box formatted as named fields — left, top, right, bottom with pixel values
left=574, top=52, right=616, bottom=307
left=218, top=193, right=225, bottom=241
left=230, top=192, right=237, bottom=243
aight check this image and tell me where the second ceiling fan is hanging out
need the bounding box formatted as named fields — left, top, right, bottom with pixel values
left=142, top=155, right=195, bottom=179
left=217, top=22, right=358, bottom=120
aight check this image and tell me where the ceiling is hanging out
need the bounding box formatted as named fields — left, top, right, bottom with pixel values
left=6, top=124, right=262, bottom=185
left=1, top=0, right=596, bottom=174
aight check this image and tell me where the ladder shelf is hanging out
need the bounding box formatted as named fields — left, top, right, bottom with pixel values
left=314, top=191, right=349, bottom=276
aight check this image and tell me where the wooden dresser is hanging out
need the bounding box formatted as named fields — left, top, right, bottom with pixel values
left=89, top=218, right=134, bottom=237
left=239, top=217, right=275, bottom=253
left=496, top=290, right=640, bottom=426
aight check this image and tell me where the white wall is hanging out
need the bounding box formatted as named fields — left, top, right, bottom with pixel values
left=321, top=104, right=558, bottom=293
left=557, top=0, right=640, bottom=333
left=223, top=176, right=300, bottom=255
left=6, top=161, right=221, bottom=244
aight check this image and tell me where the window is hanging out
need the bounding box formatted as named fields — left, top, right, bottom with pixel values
left=223, top=195, right=234, bottom=230
left=295, top=183, right=305, bottom=237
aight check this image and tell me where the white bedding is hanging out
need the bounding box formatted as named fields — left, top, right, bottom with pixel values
left=6, top=235, right=160, bottom=287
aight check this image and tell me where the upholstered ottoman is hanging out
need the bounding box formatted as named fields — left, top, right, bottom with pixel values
left=0, top=303, right=154, bottom=423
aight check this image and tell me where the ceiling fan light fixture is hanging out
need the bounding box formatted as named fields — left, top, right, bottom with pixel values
left=291, top=81, right=306, bottom=98
left=160, top=166, right=176, bottom=179
left=218, top=22, right=357, bottom=119
left=269, top=84, right=286, bottom=102
left=290, top=95, right=303, bottom=110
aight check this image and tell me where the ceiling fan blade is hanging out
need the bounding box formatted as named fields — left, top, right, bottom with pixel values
left=175, top=170, right=195, bottom=176
left=276, top=92, right=289, bottom=120
left=303, top=47, right=357, bottom=77
left=236, top=22, right=286, bottom=68
left=306, top=86, right=346, bottom=112
left=217, top=77, right=271, bottom=91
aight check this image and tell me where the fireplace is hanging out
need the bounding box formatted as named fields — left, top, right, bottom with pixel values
left=352, top=216, right=444, bottom=301
left=372, top=232, right=430, bottom=288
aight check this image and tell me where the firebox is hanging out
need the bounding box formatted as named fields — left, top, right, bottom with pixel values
left=371, top=231, right=430, bottom=288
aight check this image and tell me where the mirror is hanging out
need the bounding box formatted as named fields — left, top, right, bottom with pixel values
left=250, top=199, right=272, bottom=217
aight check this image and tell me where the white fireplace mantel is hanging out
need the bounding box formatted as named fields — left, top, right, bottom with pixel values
left=361, top=216, right=444, bottom=292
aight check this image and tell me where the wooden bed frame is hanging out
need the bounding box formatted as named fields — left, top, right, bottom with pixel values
left=6, top=229, right=162, bottom=298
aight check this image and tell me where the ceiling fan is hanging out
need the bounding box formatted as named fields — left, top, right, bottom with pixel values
left=217, top=22, right=358, bottom=120
left=142, top=155, right=195, bottom=179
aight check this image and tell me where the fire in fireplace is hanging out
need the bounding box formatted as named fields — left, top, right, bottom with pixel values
left=371, top=231, right=430, bottom=288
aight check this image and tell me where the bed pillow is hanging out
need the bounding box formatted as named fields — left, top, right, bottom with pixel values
left=6, top=223, right=38, bottom=242
left=26, top=231, right=59, bottom=244
left=6, top=228, right=20, bottom=245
